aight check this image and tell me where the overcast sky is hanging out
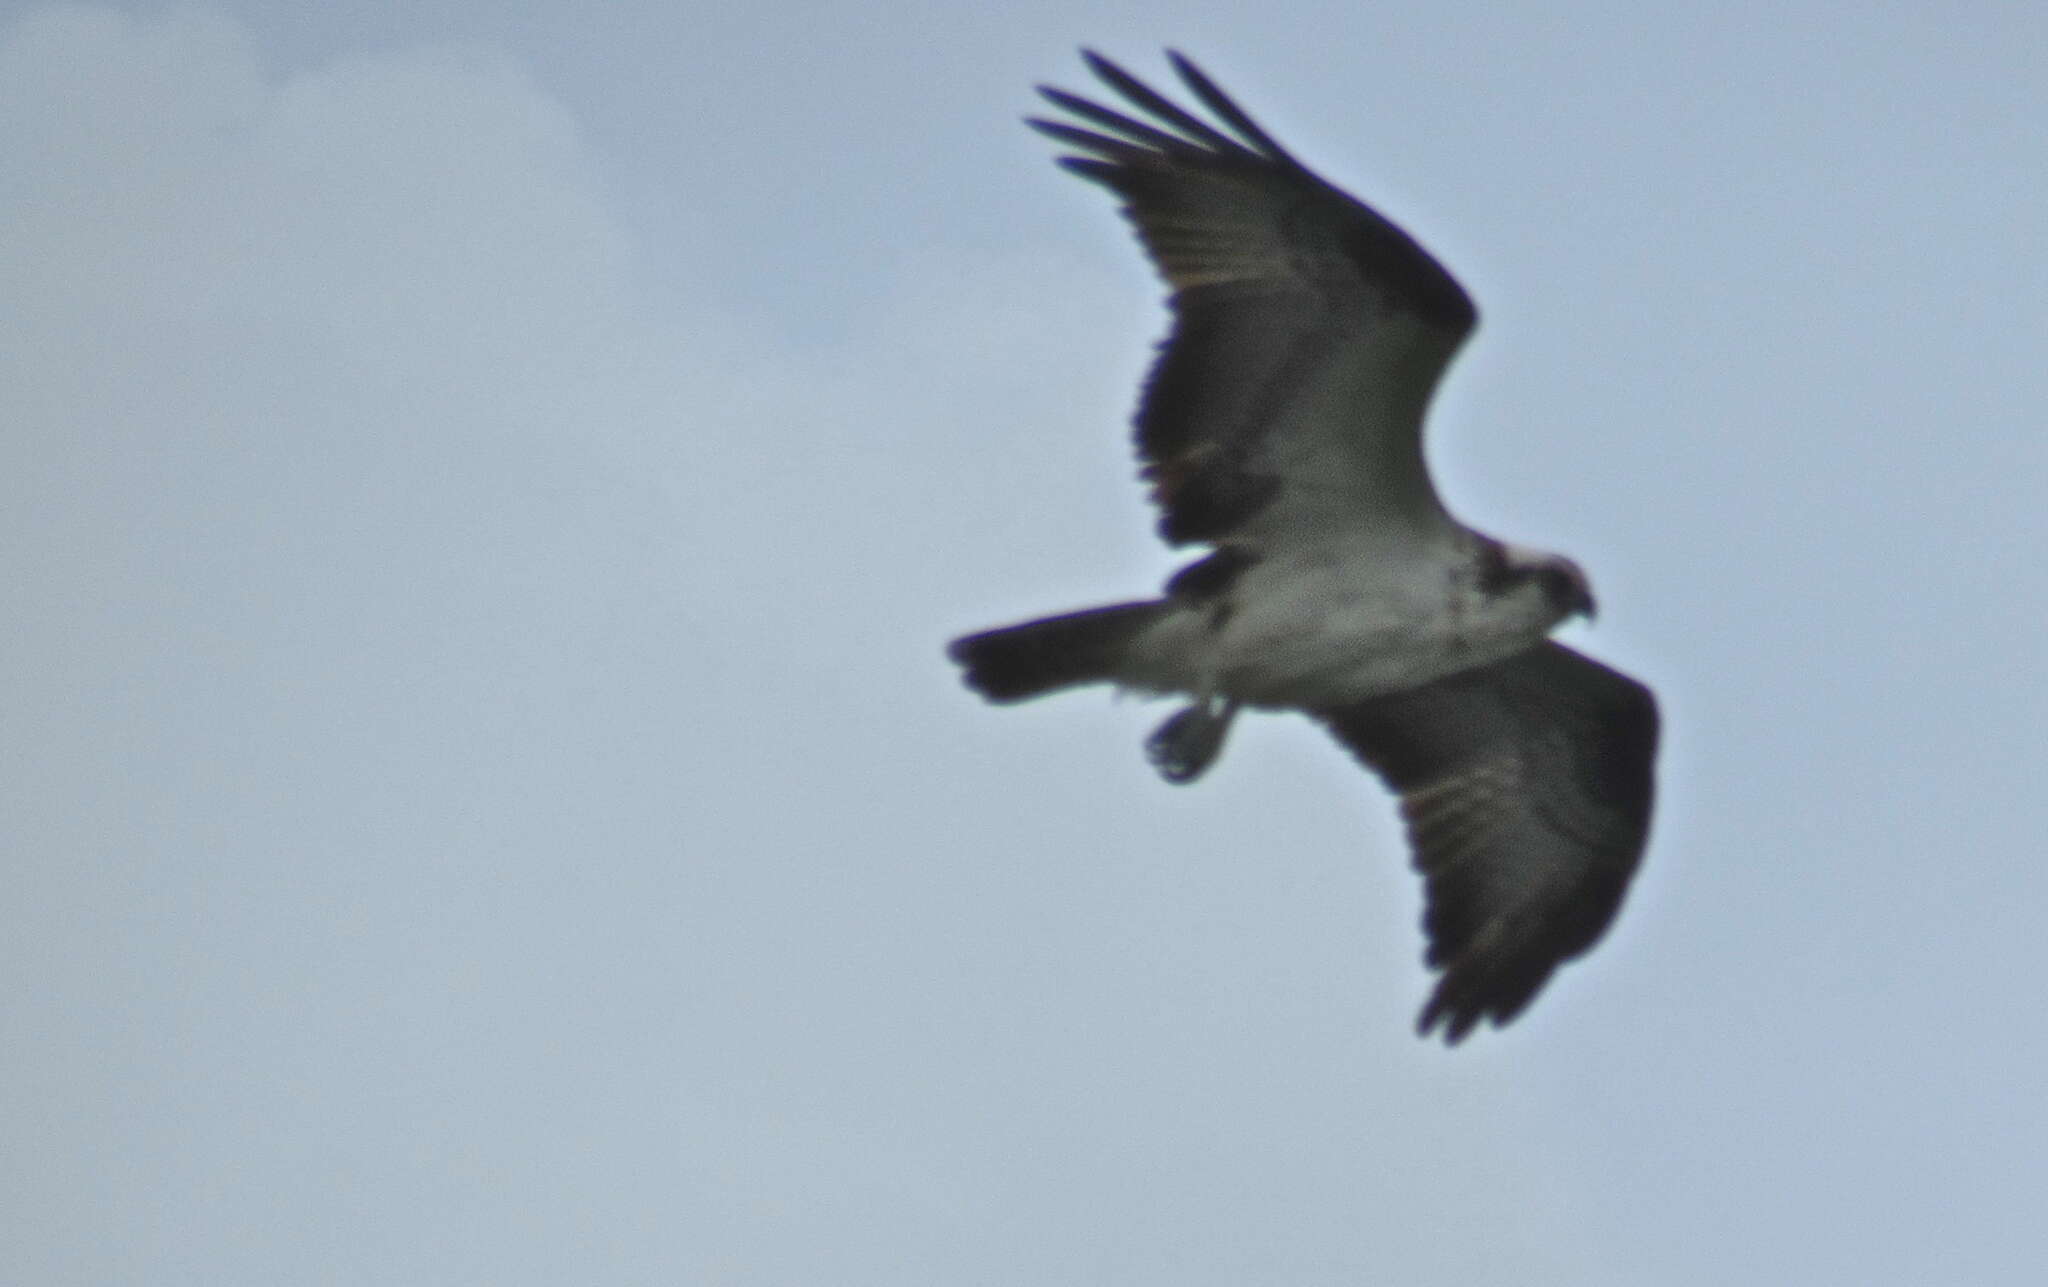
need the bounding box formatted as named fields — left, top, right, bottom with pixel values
left=6, top=3, right=2047, bottom=1283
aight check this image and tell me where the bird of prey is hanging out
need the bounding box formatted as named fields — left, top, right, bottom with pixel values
left=946, top=51, right=1659, bottom=1043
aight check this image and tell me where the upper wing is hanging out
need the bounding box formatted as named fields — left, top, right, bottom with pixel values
left=1318, top=643, right=1659, bottom=1044
left=1033, top=51, right=1477, bottom=551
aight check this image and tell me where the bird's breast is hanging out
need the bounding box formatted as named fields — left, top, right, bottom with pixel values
left=1195, top=547, right=1550, bottom=708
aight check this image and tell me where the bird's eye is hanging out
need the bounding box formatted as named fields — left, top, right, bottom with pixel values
left=1537, top=566, right=1595, bottom=617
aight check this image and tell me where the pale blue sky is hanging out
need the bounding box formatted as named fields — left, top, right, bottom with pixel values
left=5, top=3, right=2046, bottom=1283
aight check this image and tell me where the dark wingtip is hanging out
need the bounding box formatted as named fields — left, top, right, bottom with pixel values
left=1164, top=49, right=1294, bottom=163
left=1417, top=995, right=1482, bottom=1046
left=1418, top=966, right=1549, bottom=1045
left=1076, top=48, right=1130, bottom=100
left=1053, top=157, right=1119, bottom=184
left=1024, top=114, right=1083, bottom=146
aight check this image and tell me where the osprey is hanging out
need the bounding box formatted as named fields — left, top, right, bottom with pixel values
left=947, top=51, right=1659, bottom=1043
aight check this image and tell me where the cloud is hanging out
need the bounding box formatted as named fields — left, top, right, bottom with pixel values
left=0, top=11, right=1623, bottom=1284
left=0, top=10, right=770, bottom=1281
left=0, top=10, right=1209, bottom=1282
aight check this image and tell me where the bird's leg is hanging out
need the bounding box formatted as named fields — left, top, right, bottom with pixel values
left=1144, top=695, right=1240, bottom=784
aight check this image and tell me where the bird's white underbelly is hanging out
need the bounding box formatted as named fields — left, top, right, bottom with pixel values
left=1125, top=548, right=1547, bottom=708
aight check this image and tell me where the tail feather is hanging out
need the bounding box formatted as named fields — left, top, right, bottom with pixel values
left=947, top=601, right=1166, bottom=703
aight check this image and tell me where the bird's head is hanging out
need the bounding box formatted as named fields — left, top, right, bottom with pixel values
left=1498, top=544, right=1597, bottom=623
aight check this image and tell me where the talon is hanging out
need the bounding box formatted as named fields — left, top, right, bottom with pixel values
left=1144, top=698, right=1238, bottom=783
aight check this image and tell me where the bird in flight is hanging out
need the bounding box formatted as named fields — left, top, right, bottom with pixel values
left=946, top=51, right=1659, bottom=1043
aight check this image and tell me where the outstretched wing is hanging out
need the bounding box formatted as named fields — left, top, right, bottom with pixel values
left=1318, top=643, right=1659, bottom=1043
left=1033, top=51, right=1477, bottom=551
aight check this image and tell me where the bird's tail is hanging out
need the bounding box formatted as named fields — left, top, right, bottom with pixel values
left=947, top=601, right=1167, bottom=703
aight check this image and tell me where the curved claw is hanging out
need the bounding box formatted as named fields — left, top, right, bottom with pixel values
left=1144, top=698, right=1239, bottom=784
